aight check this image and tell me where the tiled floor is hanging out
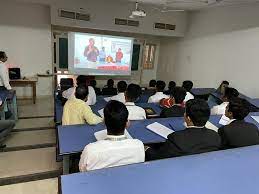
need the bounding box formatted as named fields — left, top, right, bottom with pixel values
left=0, top=178, right=58, bottom=194
left=0, top=96, right=59, bottom=193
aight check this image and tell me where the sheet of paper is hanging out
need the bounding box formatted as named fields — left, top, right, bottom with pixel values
left=147, top=122, right=174, bottom=139
left=205, top=121, right=218, bottom=132
left=251, top=116, right=259, bottom=124
left=98, top=108, right=104, bottom=118
left=219, top=115, right=230, bottom=126
left=94, top=129, right=132, bottom=141
left=104, top=97, right=111, bottom=102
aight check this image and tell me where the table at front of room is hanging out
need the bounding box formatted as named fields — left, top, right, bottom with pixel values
left=10, top=79, right=37, bottom=104
left=61, top=145, right=259, bottom=194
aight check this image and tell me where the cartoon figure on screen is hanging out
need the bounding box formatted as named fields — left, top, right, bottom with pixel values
left=116, top=48, right=123, bottom=63
left=84, top=38, right=99, bottom=68
left=99, top=47, right=106, bottom=62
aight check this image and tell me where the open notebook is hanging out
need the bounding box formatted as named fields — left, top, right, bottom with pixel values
left=94, top=129, right=133, bottom=141
left=147, top=122, right=174, bottom=139
left=251, top=116, right=259, bottom=124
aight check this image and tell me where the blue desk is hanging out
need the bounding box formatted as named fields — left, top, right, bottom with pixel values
left=61, top=145, right=259, bottom=194
left=58, top=116, right=222, bottom=174
left=191, top=88, right=216, bottom=96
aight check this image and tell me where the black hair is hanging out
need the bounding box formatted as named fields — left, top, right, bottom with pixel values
left=104, top=100, right=128, bottom=135
left=156, top=80, right=166, bottom=92
left=0, top=51, right=6, bottom=60
left=168, top=81, right=176, bottom=90
left=75, top=85, right=89, bottom=100
left=221, top=81, right=229, bottom=85
left=117, top=81, right=127, bottom=93
left=76, top=75, right=87, bottom=86
left=182, top=80, right=193, bottom=92
left=149, top=80, right=156, bottom=87
left=228, top=97, right=250, bottom=120
left=224, top=87, right=239, bottom=100
left=172, top=87, right=187, bottom=104
left=185, top=99, right=210, bottom=126
left=90, top=79, right=97, bottom=87
left=107, top=79, right=114, bottom=88
left=125, top=84, right=141, bottom=102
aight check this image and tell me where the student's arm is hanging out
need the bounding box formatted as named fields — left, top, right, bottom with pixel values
left=83, top=105, right=103, bottom=125
left=0, top=66, right=11, bottom=90
left=62, top=87, right=75, bottom=99
left=148, top=96, right=152, bottom=103
left=86, top=86, right=97, bottom=105
left=79, top=147, right=88, bottom=172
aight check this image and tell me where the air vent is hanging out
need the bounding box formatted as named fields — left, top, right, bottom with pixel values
left=115, top=18, right=128, bottom=26
left=115, top=18, right=139, bottom=27
left=127, top=20, right=139, bottom=27
left=59, top=10, right=76, bottom=19
left=76, top=13, right=90, bottom=21
left=154, top=22, right=176, bottom=31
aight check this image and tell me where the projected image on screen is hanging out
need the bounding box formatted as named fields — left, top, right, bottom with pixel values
left=68, top=32, right=133, bottom=76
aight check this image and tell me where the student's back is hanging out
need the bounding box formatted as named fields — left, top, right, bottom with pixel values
left=79, top=101, right=144, bottom=171
left=218, top=97, right=259, bottom=148
left=148, top=80, right=169, bottom=103
left=102, top=79, right=117, bottom=95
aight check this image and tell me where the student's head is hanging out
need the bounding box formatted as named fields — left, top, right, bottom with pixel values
left=185, top=99, right=210, bottom=127
left=156, top=80, right=166, bottom=92
left=182, top=80, right=193, bottom=92
left=149, top=80, right=156, bottom=88
left=171, top=87, right=187, bottom=104
left=0, top=51, right=7, bottom=63
left=219, top=80, right=230, bottom=94
left=168, top=81, right=176, bottom=90
left=107, top=79, right=114, bottom=88
left=75, top=85, right=89, bottom=101
left=104, top=100, right=129, bottom=136
left=76, top=75, right=87, bottom=86
left=90, top=79, right=97, bottom=87
left=223, top=87, right=239, bottom=102
left=117, top=81, right=127, bottom=93
left=125, top=84, right=141, bottom=102
left=225, top=97, right=250, bottom=120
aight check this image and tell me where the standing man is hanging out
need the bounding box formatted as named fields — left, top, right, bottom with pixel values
left=99, top=47, right=106, bottom=62
left=116, top=48, right=123, bottom=63
left=84, top=38, right=99, bottom=68
left=0, top=51, right=11, bottom=90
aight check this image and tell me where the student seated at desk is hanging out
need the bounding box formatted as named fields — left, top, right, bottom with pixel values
left=79, top=100, right=145, bottom=171
left=182, top=80, right=194, bottom=103
left=62, top=75, right=96, bottom=105
left=145, top=99, right=221, bottom=161
left=125, top=84, right=146, bottom=120
left=102, top=79, right=117, bottom=96
left=106, top=81, right=127, bottom=103
left=62, top=85, right=103, bottom=125
left=148, top=80, right=169, bottom=103
left=143, top=80, right=156, bottom=95
left=211, top=87, right=239, bottom=115
left=164, top=81, right=176, bottom=95
left=216, top=80, right=230, bottom=95
left=0, top=51, right=12, bottom=90
left=218, top=97, right=259, bottom=149
left=160, top=87, right=186, bottom=118
left=90, top=79, right=101, bottom=96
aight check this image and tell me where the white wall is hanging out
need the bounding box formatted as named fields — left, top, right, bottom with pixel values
left=50, top=0, right=187, bottom=37
left=0, top=1, right=52, bottom=97
left=158, top=3, right=259, bottom=98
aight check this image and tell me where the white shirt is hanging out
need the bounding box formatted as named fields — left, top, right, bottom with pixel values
left=0, top=61, right=11, bottom=90
left=148, top=92, right=169, bottom=103
left=211, top=102, right=229, bottom=115
left=104, top=92, right=126, bottom=103
left=79, top=135, right=144, bottom=171
left=62, top=86, right=96, bottom=105
left=184, top=92, right=194, bottom=103
left=125, top=102, right=146, bottom=120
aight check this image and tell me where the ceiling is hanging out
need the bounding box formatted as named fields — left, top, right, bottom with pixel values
left=122, top=0, right=259, bottom=10
left=12, top=0, right=259, bottom=10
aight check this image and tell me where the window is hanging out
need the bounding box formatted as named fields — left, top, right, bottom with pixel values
left=143, top=44, right=156, bottom=69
